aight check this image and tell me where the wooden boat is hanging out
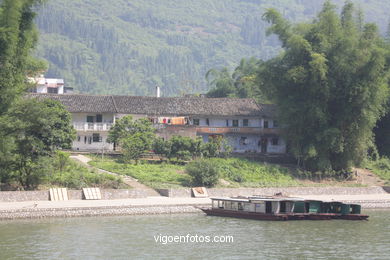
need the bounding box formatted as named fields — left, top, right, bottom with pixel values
left=200, top=196, right=368, bottom=221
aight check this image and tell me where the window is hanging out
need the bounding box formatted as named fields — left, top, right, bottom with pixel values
left=206, top=118, right=210, bottom=126
left=264, top=120, right=269, bottom=128
left=87, top=116, right=94, bottom=123
left=272, top=138, right=279, bottom=146
left=96, top=114, right=103, bottom=123
left=243, top=119, right=249, bottom=127
left=233, top=119, right=239, bottom=127
left=240, top=137, right=247, bottom=145
left=93, top=133, right=102, bottom=142
left=193, top=119, right=200, bottom=125
left=47, top=87, right=58, bottom=94
left=77, top=136, right=81, bottom=142
left=273, top=120, right=279, bottom=128
left=226, top=120, right=229, bottom=126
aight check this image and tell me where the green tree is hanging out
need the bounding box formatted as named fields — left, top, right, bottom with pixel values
left=168, top=135, right=203, bottom=161
left=107, top=115, right=156, bottom=163
left=374, top=105, right=390, bottom=157
left=261, top=1, right=390, bottom=172
left=206, top=67, right=236, bottom=98
left=186, top=159, right=219, bottom=187
left=206, top=58, right=269, bottom=103
left=121, top=132, right=154, bottom=163
left=153, top=137, right=171, bottom=159
left=0, top=98, right=76, bottom=189
left=0, top=0, right=46, bottom=115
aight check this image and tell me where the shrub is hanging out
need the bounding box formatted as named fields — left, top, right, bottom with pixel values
left=54, top=150, right=70, bottom=172
left=186, top=159, right=219, bottom=187
left=48, top=160, right=124, bottom=189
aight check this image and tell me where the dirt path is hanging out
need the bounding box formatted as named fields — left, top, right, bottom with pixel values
left=70, top=154, right=161, bottom=196
left=353, top=167, right=386, bottom=186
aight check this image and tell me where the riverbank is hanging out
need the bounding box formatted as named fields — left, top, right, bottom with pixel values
left=1, top=194, right=390, bottom=220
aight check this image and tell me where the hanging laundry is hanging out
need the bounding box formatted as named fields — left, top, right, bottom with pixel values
left=171, top=117, right=185, bottom=125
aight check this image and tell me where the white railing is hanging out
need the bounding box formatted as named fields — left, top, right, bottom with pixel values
left=73, top=123, right=113, bottom=131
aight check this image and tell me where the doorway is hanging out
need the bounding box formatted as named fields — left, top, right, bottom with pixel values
left=265, top=201, right=272, bottom=213
left=261, top=138, right=268, bottom=153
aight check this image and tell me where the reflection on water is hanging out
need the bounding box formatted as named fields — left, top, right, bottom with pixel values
left=0, top=210, right=389, bottom=260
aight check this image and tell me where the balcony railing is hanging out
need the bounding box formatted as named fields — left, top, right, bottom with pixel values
left=73, top=123, right=113, bottom=131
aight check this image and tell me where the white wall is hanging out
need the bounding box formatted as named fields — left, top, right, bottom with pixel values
left=267, top=137, right=286, bottom=153
left=72, top=133, right=113, bottom=151
left=36, top=85, right=47, bottom=93
left=72, top=113, right=115, bottom=123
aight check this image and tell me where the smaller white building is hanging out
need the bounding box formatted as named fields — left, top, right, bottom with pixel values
left=29, top=75, right=73, bottom=94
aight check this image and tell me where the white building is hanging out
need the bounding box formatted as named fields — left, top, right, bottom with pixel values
left=29, top=75, right=73, bottom=94
left=29, top=93, right=286, bottom=154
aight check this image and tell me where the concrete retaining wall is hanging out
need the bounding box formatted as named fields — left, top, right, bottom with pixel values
left=0, top=189, right=149, bottom=202
left=0, top=205, right=204, bottom=220
left=157, top=186, right=390, bottom=198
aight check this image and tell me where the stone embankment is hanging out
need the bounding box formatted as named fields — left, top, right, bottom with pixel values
left=0, top=187, right=390, bottom=220
left=0, top=205, right=203, bottom=220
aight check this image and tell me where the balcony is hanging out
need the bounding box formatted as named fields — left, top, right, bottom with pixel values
left=73, top=122, right=113, bottom=131
left=195, top=127, right=281, bottom=135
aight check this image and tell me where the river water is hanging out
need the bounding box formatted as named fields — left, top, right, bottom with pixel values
left=0, top=210, right=389, bottom=260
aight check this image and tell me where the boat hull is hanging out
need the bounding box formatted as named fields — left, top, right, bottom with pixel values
left=200, top=209, right=368, bottom=221
left=200, top=208, right=337, bottom=221
left=200, top=208, right=289, bottom=221
left=338, top=214, right=369, bottom=220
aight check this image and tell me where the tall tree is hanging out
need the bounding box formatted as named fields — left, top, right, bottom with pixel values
left=0, top=0, right=46, bottom=115
left=205, top=67, right=235, bottom=98
left=0, top=98, right=76, bottom=189
left=206, top=57, right=269, bottom=103
left=261, top=0, right=390, bottom=172
left=107, top=115, right=156, bottom=163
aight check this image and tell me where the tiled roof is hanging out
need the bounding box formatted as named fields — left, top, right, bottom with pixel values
left=27, top=93, right=116, bottom=113
left=27, top=93, right=275, bottom=117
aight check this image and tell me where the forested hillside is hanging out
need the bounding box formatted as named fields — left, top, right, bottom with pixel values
left=34, top=0, right=390, bottom=96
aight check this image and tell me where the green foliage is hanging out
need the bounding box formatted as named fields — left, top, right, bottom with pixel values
left=201, top=136, right=223, bottom=158
left=108, top=115, right=156, bottom=163
left=209, top=158, right=299, bottom=187
left=121, top=132, right=154, bottom=163
left=206, top=58, right=269, bottom=103
left=90, top=158, right=190, bottom=189
left=91, top=156, right=365, bottom=188
left=260, top=1, right=390, bottom=172
left=108, top=116, right=155, bottom=143
left=0, top=0, right=45, bottom=115
left=153, top=137, right=172, bottom=158
left=374, top=109, right=390, bottom=157
left=30, top=0, right=390, bottom=97
left=168, top=135, right=203, bottom=161
left=53, top=150, right=70, bottom=172
left=153, top=135, right=230, bottom=162
left=186, top=159, right=220, bottom=187
left=48, top=160, right=124, bottom=189
left=0, top=98, right=76, bottom=189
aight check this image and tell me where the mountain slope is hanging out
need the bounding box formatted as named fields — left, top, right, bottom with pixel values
left=34, top=0, right=390, bottom=96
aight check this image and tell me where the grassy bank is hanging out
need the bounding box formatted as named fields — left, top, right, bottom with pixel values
left=90, top=157, right=302, bottom=189
left=1, top=154, right=126, bottom=191
left=45, top=159, right=126, bottom=189
left=364, top=157, right=390, bottom=185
